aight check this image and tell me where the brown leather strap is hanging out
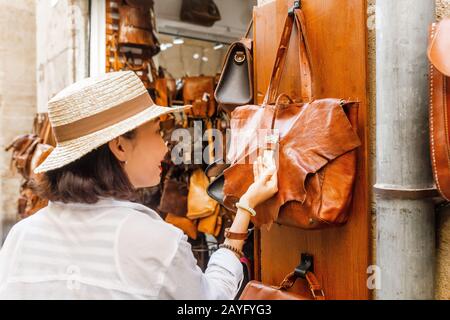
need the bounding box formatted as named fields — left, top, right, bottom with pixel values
left=52, top=93, right=153, bottom=143
left=244, top=19, right=253, bottom=39
left=224, top=227, right=248, bottom=240
left=278, top=271, right=325, bottom=300
left=305, top=272, right=325, bottom=300
left=263, top=7, right=313, bottom=105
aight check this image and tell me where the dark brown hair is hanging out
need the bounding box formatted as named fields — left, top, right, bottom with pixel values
left=31, top=130, right=139, bottom=204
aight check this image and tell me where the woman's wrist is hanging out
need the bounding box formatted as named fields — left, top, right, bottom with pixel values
left=239, top=193, right=257, bottom=209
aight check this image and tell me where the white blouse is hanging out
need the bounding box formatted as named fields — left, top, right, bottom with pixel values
left=0, top=197, right=244, bottom=299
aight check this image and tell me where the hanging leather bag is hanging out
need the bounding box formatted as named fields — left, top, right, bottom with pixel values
left=158, top=167, right=190, bottom=217
left=428, top=18, right=450, bottom=201
left=118, top=0, right=160, bottom=55
left=183, top=76, right=216, bottom=118
left=215, top=21, right=254, bottom=113
left=221, top=4, right=361, bottom=229
left=180, top=0, right=221, bottom=27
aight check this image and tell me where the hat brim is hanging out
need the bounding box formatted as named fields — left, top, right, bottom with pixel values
left=34, top=104, right=191, bottom=173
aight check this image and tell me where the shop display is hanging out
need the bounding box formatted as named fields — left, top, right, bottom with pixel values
left=215, top=21, right=254, bottom=113
left=221, top=5, right=361, bottom=229
left=428, top=18, right=450, bottom=201
left=180, top=0, right=221, bottom=27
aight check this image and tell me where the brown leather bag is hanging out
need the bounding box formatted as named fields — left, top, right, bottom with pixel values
left=158, top=167, right=190, bottom=217
left=180, top=0, right=221, bottom=27
left=428, top=18, right=450, bottom=201
left=215, top=21, right=253, bottom=113
left=239, top=271, right=324, bottom=300
left=118, top=0, right=160, bottom=55
left=183, top=76, right=216, bottom=118
left=222, top=6, right=361, bottom=229
left=187, top=169, right=218, bottom=220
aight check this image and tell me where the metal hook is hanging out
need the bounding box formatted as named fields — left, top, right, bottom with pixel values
left=294, top=253, right=314, bottom=279
left=288, top=0, right=302, bottom=16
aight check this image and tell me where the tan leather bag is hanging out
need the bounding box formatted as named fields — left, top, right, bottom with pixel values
left=183, top=76, right=216, bottom=118
left=118, top=0, right=160, bottom=55
left=239, top=271, right=325, bottom=300
left=197, top=204, right=221, bottom=236
left=222, top=6, right=361, bottom=229
left=428, top=18, right=450, bottom=201
left=187, top=169, right=218, bottom=220
left=215, top=22, right=253, bottom=113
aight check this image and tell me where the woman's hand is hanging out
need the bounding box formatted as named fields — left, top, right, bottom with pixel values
left=240, top=154, right=278, bottom=209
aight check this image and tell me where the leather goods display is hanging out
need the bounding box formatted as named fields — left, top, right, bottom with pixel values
left=183, top=76, right=216, bottom=118
left=186, top=169, right=218, bottom=220
left=165, top=212, right=198, bottom=240
left=180, top=0, right=221, bottom=27
left=221, top=5, right=361, bottom=229
left=239, top=254, right=325, bottom=300
left=428, top=18, right=450, bottom=201
left=118, top=0, right=160, bottom=55
left=215, top=21, right=253, bottom=113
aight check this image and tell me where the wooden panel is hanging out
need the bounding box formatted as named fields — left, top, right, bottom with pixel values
left=253, top=0, right=370, bottom=299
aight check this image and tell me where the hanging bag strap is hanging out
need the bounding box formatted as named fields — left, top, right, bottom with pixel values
left=263, top=1, right=313, bottom=105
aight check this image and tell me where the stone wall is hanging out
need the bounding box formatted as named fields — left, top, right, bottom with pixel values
left=0, top=0, right=37, bottom=242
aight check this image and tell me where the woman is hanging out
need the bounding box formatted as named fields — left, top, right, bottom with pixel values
left=0, top=71, right=278, bottom=299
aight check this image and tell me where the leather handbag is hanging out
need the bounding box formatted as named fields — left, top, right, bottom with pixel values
left=215, top=21, right=253, bottom=113
left=183, top=76, right=216, bottom=118
left=158, top=167, right=190, bottom=217
left=428, top=18, right=450, bottom=201
left=187, top=169, right=218, bottom=220
left=180, top=0, right=221, bottom=27
left=239, top=271, right=324, bottom=300
left=118, top=0, right=160, bottom=55
left=239, top=254, right=325, bottom=300
left=197, top=203, right=221, bottom=236
left=221, top=5, right=361, bottom=229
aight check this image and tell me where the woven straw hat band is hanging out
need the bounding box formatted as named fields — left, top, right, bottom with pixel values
left=52, top=92, right=153, bottom=143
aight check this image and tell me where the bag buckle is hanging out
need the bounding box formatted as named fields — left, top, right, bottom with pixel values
left=234, top=51, right=246, bottom=64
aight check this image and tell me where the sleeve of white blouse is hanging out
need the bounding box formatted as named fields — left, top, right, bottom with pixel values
left=158, top=234, right=244, bottom=300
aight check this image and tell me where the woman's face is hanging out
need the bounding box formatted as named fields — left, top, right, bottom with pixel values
left=108, top=119, right=168, bottom=188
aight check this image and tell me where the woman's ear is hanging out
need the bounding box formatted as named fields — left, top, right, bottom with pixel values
left=108, top=136, right=128, bottom=162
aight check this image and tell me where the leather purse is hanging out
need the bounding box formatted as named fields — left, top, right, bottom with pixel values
left=183, top=76, right=216, bottom=118
left=197, top=203, right=221, bottom=236
left=221, top=5, right=361, bottom=229
left=180, top=0, right=221, bottom=27
left=239, top=254, right=325, bottom=300
left=428, top=18, right=450, bottom=201
left=239, top=271, right=324, bottom=300
left=118, top=0, right=160, bottom=55
left=215, top=22, right=253, bottom=113
left=158, top=167, right=189, bottom=217
left=187, top=169, right=218, bottom=220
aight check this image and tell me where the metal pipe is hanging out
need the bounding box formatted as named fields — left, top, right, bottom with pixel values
left=375, top=0, right=436, bottom=299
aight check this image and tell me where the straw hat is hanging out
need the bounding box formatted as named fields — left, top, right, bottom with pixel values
left=34, top=71, right=191, bottom=173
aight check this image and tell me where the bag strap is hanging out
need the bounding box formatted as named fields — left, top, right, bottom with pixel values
left=263, top=1, right=313, bottom=105
left=244, top=19, right=253, bottom=39
left=277, top=271, right=325, bottom=300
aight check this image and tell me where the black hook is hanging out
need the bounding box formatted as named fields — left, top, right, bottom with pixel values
left=294, top=253, right=314, bottom=279
left=288, top=1, right=302, bottom=16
